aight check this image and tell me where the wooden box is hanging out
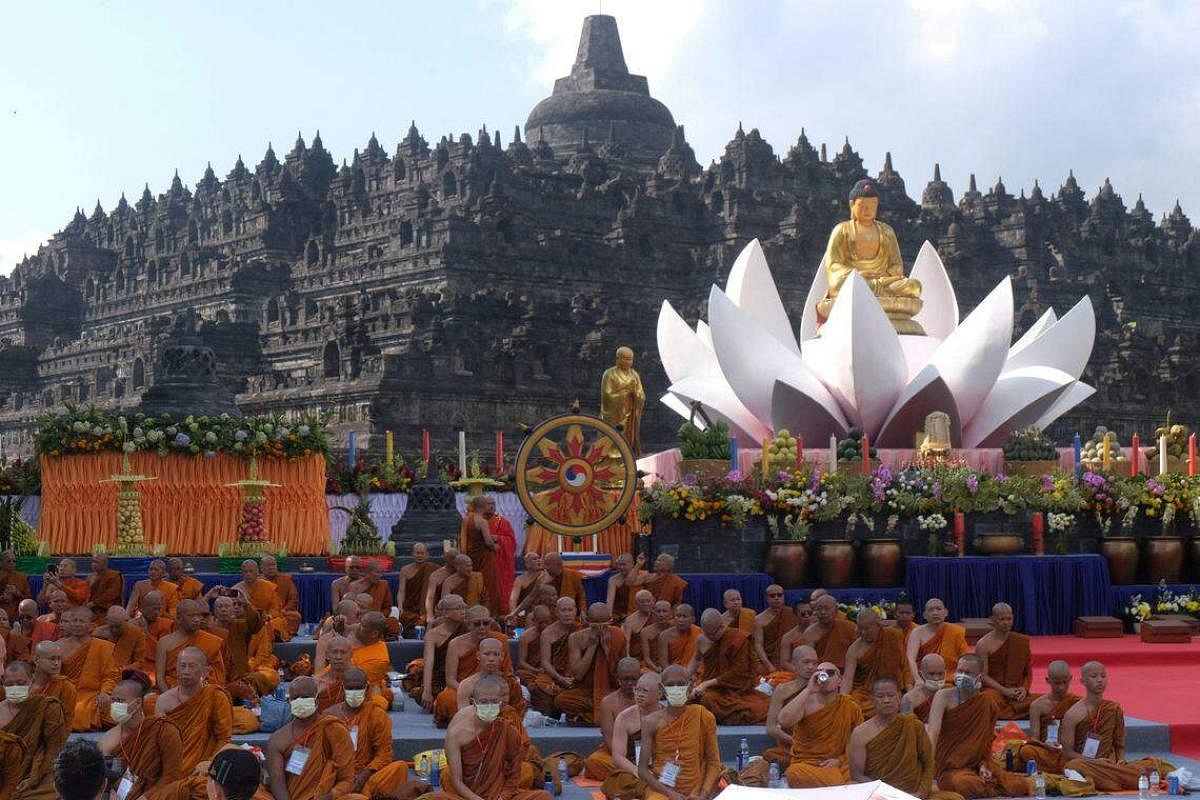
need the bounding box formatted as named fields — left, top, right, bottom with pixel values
left=1151, top=615, right=1200, bottom=636
left=1074, top=616, right=1124, bottom=638
left=1140, top=618, right=1193, bottom=644
left=960, top=618, right=992, bottom=645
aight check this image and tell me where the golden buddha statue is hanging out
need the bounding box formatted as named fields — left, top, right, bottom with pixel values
left=600, top=346, right=646, bottom=456
left=817, top=179, right=924, bottom=334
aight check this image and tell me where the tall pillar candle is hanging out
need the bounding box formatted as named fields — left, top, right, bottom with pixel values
left=1130, top=433, right=1139, bottom=476
left=495, top=430, right=504, bottom=472
left=829, top=434, right=838, bottom=473
left=1101, top=433, right=1111, bottom=472
left=348, top=432, right=357, bottom=466
left=1073, top=433, right=1082, bottom=478
left=1190, top=434, right=1197, bottom=477
left=729, top=436, right=738, bottom=473
left=953, top=511, right=965, bottom=556
left=1031, top=512, right=1045, bottom=556
left=385, top=431, right=394, bottom=466
left=458, top=431, right=467, bottom=475
left=421, top=429, right=431, bottom=462
left=1160, top=434, right=1169, bottom=476
left=796, top=435, right=803, bottom=471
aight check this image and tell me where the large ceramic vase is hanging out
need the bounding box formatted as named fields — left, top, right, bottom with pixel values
left=1099, top=537, right=1139, bottom=585
left=1142, top=537, right=1183, bottom=583
left=973, top=533, right=1025, bottom=556
left=860, top=539, right=902, bottom=587
left=764, top=540, right=808, bottom=589
left=817, top=539, right=855, bottom=589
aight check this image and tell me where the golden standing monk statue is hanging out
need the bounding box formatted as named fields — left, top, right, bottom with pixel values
left=601, top=346, right=645, bottom=456
left=817, top=179, right=924, bottom=334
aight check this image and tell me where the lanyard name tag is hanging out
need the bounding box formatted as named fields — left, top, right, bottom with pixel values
left=659, top=761, right=681, bottom=788
left=115, top=771, right=135, bottom=800
left=1046, top=722, right=1060, bottom=744
left=286, top=746, right=311, bottom=775
left=349, top=726, right=359, bottom=748
left=1082, top=734, right=1101, bottom=759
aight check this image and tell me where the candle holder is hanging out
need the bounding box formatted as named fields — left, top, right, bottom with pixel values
left=225, top=456, right=279, bottom=556
left=101, top=452, right=156, bottom=555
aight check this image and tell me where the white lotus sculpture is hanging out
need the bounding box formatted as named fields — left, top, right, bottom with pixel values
left=657, top=239, right=1096, bottom=448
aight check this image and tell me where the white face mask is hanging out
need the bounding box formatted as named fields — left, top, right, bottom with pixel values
left=111, top=702, right=134, bottom=724
left=344, top=690, right=366, bottom=709
left=290, top=697, right=317, bottom=719
left=954, top=673, right=979, bottom=693
left=4, top=685, right=29, bottom=704
left=664, top=685, right=689, bottom=707
left=475, top=702, right=501, bottom=722
left=923, top=678, right=943, bottom=692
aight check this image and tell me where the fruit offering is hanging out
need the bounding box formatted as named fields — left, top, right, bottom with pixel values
left=765, top=429, right=799, bottom=472
left=837, top=429, right=877, bottom=461
left=1081, top=426, right=1127, bottom=463
left=237, top=498, right=268, bottom=544
left=1145, top=422, right=1189, bottom=462
left=1002, top=426, right=1058, bottom=461
left=115, top=488, right=147, bottom=554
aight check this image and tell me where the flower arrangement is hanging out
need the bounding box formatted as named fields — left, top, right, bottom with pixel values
left=837, top=599, right=898, bottom=621
left=1047, top=512, right=1074, bottom=555
left=0, top=458, right=40, bottom=496
left=1122, top=593, right=1152, bottom=623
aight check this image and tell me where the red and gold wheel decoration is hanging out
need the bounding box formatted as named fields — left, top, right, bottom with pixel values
left=515, top=414, right=637, bottom=538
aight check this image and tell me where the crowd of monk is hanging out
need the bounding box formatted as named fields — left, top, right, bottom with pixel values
left=0, top=536, right=1176, bottom=800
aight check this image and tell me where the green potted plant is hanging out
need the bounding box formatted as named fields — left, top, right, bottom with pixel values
left=1001, top=426, right=1059, bottom=477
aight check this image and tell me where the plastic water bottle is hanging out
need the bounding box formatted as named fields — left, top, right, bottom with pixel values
left=1139, top=772, right=1150, bottom=800
left=431, top=758, right=440, bottom=790
left=558, top=756, right=568, bottom=787
left=1150, top=767, right=1161, bottom=797
left=1034, top=770, right=1046, bottom=800
left=768, top=762, right=781, bottom=788
left=737, top=738, right=749, bottom=771
left=544, top=776, right=555, bottom=796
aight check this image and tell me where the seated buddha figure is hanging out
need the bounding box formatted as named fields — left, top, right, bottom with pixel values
left=817, top=179, right=923, bottom=334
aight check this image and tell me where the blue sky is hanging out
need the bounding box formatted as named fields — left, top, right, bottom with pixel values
left=2, top=0, right=1197, bottom=274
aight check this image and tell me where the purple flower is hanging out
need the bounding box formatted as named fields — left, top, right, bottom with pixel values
left=1041, top=475, right=1054, bottom=492
left=966, top=474, right=980, bottom=494
left=681, top=473, right=698, bottom=487
left=995, top=472, right=1010, bottom=484
left=1147, top=479, right=1165, bottom=495
left=1082, top=472, right=1105, bottom=488
left=809, top=470, right=821, bottom=492
left=726, top=469, right=742, bottom=482
left=932, top=481, right=943, bottom=501
left=174, top=433, right=191, bottom=446
left=874, top=463, right=893, bottom=483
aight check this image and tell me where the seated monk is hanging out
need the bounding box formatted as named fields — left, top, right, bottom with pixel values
left=56, top=607, right=119, bottom=731
left=639, top=601, right=674, bottom=672
left=30, top=641, right=77, bottom=713
left=778, top=661, right=863, bottom=787
left=126, top=559, right=180, bottom=618
left=439, top=555, right=487, bottom=609
left=98, top=673, right=184, bottom=799
left=583, top=657, right=641, bottom=781
left=0, top=610, right=29, bottom=665
left=316, top=636, right=352, bottom=712
left=260, top=555, right=301, bottom=642
left=605, top=554, right=645, bottom=622
left=154, top=646, right=234, bottom=775
left=1061, top=661, right=1173, bottom=792
left=754, top=584, right=797, bottom=680
left=657, top=604, right=700, bottom=670
left=422, top=548, right=460, bottom=624
left=928, top=653, right=1028, bottom=798
left=842, top=609, right=912, bottom=718
left=454, top=638, right=524, bottom=713
left=157, top=599, right=227, bottom=690
left=542, top=553, right=586, bottom=615
left=426, top=675, right=553, bottom=800
left=434, top=607, right=517, bottom=726
left=636, top=665, right=720, bottom=800
left=167, top=558, right=205, bottom=601
left=515, top=605, right=550, bottom=687
left=689, top=608, right=768, bottom=725
left=413, top=595, right=467, bottom=711
left=720, top=589, right=756, bottom=633
left=87, top=554, right=124, bottom=618
left=463, top=496, right=503, bottom=619
left=397, top=543, right=437, bottom=637
left=327, top=667, right=408, bottom=798
left=598, top=672, right=662, bottom=800
left=347, top=561, right=394, bottom=615
left=210, top=590, right=278, bottom=696
left=0, top=551, right=31, bottom=624
left=531, top=584, right=558, bottom=616
left=894, top=599, right=918, bottom=649
left=506, top=552, right=549, bottom=626
left=94, top=607, right=146, bottom=673
left=331, top=556, right=364, bottom=608
left=10, top=600, right=40, bottom=659
left=132, top=592, right=175, bottom=686
left=528, top=597, right=580, bottom=718
left=976, top=602, right=1034, bottom=719
left=314, top=600, right=361, bottom=672
left=1018, top=660, right=1080, bottom=773
left=555, top=602, right=626, bottom=726
left=628, top=554, right=687, bottom=610
left=763, top=644, right=819, bottom=766
left=620, top=590, right=654, bottom=664
left=777, top=600, right=814, bottom=674
left=907, top=598, right=967, bottom=685
left=1, top=659, right=69, bottom=800
left=31, top=590, right=67, bottom=646
left=37, top=559, right=89, bottom=609
left=349, top=612, right=394, bottom=711
left=232, top=560, right=283, bottom=622
left=804, top=595, right=858, bottom=670
left=849, top=677, right=959, bottom=800
left=902, top=654, right=947, bottom=723
left=265, top=677, right=355, bottom=800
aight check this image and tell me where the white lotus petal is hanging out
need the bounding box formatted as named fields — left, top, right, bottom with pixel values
left=876, top=364, right=962, bottom=448
left=1033, top=381, right=1097, bottom=431
left=696, top=320, right=712, bottom=347
left=909, top=241, right=958, bottom=340
left=1009, top=308, right=1058, bottom=356
left=657, top=300, right=719, bottom=383
left=771, top=381, right=849, bottom=443
left=799, top=254, right=829, bottom=348
left=961, top=366, right=1074, bottom=448
left=809, top=271, right=907, bottom=435
left=667, top=376, right=770, bottom=443
left=928, top=277, right=1014, bottom=423
left=708, top=285, right=846, bottom=432
left=724, top=239, right=801, bottom=356
left=1002, top=296, right=1095, bottom=381
left=660, top=392, right=694, bottom=423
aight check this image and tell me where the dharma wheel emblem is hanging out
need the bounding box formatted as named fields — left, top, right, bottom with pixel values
left=515, top=413, right=637, bottom=538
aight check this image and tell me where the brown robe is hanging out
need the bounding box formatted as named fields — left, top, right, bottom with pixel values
left=117, top=716, right=185, bottom=800
left=697, top=627, right=768, bottom=724
left=398, top=563, right=437, bottom=635
left=665, top=625, right=700, bottom=667
left=785, top=694, right=862, bottom=787
left=981, top=633, right=1034, bottom=718
left=1018, top=693, right=1081, bottom=773
left=3, top=695, right=68, bottom=800
left=425, top=717, right=551, bottom=800
left=864, top=714, right=936, bottom=798
left=644, top=573, right=687, bottom=608
left=528, top=624, right=577, bottom=717
left=107, top=625, right=147, bottom=670
left=465, top=514, right=503, bottom=619
left=759, top=607, right=797, bottom=673
left=88, top=569, right=125, bottom=617
left=935, top=693, right=1028, bottom=798
left=267, top=573, right=302, bottom=640
left=812, top=618, right=858, bottom=670
left=554, top=627, right=626, bottom=725
left=0, top=573, right=30, bottom=624
left=550, top=569, right=587, bottom=614
left=280, top=715, right=356, bottom=800
left=848, top=627, right=912, bottom=718
left=1063, top=699, right=1173, bottom=792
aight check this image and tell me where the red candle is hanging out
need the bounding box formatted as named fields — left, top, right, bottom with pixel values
left=421, top=429, right=431, bottom=462
left=1130, top=433, right=1140, bottom=476
left=861, top=435, right=870, bottom=474
left=1031, top=512, right=1045, bottom=555
left=954, top=511, right=965, bottom=557
left=495, top=429, right=504, bottom=472
left=1190, top=434, right=1197, bottom=477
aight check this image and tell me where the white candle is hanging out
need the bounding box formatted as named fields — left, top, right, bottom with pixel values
left=459, top=430, right=468, bottom=475
left=829, top=434, right=838, bottom=473
left=1160, top=434, right=1169, bottom=476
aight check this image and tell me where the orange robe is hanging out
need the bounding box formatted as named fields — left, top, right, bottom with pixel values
left=863, top=714, right=939, bottom=799
left=247, top=623, right=282, bottom=692
left=358, top=579, right=394, bottom=614
left=115, top=716, right=185, bottom=800
left=107, top=625, right=147, bottom=669
left=34, top=675, right=77, bottom=716
left=465, top=513, right=503, bottom=619
left=140, top=617, right=175, bottom=686
left=425, top=717, right=552, bottom=800
left=439, top=572, right=486, bottom=608
left=554, top=627, right=626, bottom=725
left=697, top=628, right=768, bottom=724
left=3, top=695, right=68, bottom=800
left=398, top=563, right=437, bottom=635
left=644, top=574, right=687, bottom=608
left=1063, top=700, right=1172, bottom=792
left=550, top=568, right=587, bottom=614
left=30, top=617, right=57, bottom=646
left=528, top=627, right=576, bottom=717
left=316, top=670, right=345, bottom=713
left=350, top=640, right=394, bottom=710
left=160, top=684, right=234, bottom=774
left=60, top=638, right=120, bottom=731
left=1018, top=693, right=1081, bottom=773
left=58, top=577, right=91, bottom=607
left=244, top=578, right=282, bottom=617
left=811, top=618, right=858, bottom=670
left=645, top=705, right=719, bottom=800
left=918, top=624, right=969, bottom=682
left=727, top=608, right=755, bottom=631
left=981, top=633, right=1034, bottom=718
left=343, top=701, right=396, bottom=790
left=163, top=629, right=227, bottom=688
left=175, top=576, right=204, bottom=602
left=848, top=627, right=912, bottom=718
left=281, top=715, right=356, bottom=800
left=267, top=573, right=302, bottom=640
left=759, top=607, right=798, bottom=675
left=785, top=695, right=863, bottom=788
left=934, top=693, right=1028, bottom=798
left=0, top=729, right=26, bottom=800
left=516, top=629, right=544, bottom=688
left=665, top=625, right=700, bottom=666
left=145, top=579, right=182, bottom=616
left=433, top=632, right=519, bottom=726
left=3, top=630, right=28, bottom=665
left=0, top=573, right=30, bottom=623
left=623, top=615, right=650, bottom=663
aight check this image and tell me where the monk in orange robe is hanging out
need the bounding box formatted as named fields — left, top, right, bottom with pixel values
left=327, top=667, right=407, bottom=798
left=396, top=543, right=437, bottom=637
left=721, top=589, right=756, bottom=632
left=690, top=608, right=768, bottom=724
left=152, top=646, right=234, bottom=775
left=98, top=674, right=183, bottom=800
left=455, top=646, right=544, bottom=791
left=554, top=603, right=626, bottom=726
left=261, top=555, right=301, bottom=641
left=528, top=597, right=580, bottom=717
left=132, top=592, right=173, bottom=686
left=583, top=657, right=640, bottom=781
left=976, top=603, right=1034, bottom=719
left=894, top=599, right=918, bottom=649
left=764, top=644, right=818, bottom=766
left=126, top=560, right=180, bottom=618
left=87, top=554, right=124, bottom=618
left=30, top=641, right=77, bottom=715
left=928, top=654, right=1029, bottom=798
left=1061, top=661, right=1173, bottom=791
left=1, top=614, right=29, bottom=666
left=596, top=671, right=661, bottom=798
left=348, top=561, right=394, bottom=615
left=1, top=659, right=69, bottom=800
left=265, top=677, right=356, bottom=800
left=37, top=559, right=90, bottom=609
left=349, top=612, right=394, bottom=711
left=542, top=553, right=586, bottom=614
left=506, top=552, right=549, bottom=625
left=842, top=610, right=912, bottom=718
left=901, top=653, right=946, bottom=723
left=167, top=558, right=204, bottom=602
left=805, top=595, right=858, bottom=670
left=156, top=599, right=227, bottom=690
left=210, top=592, right=278, bottom=696
left=94, top=607, right=146, bottom=670
left=620, top=589, right=654, bottom=664
left=605, top=553, right=644, bottom=622
left=1018, top=660, right=1080, bottom=773
left=56, top=607, right=119, bottom=731
left=657, top=604, right=700, bottom=668
left=412, top=595, right=467, bottom=710
left=315, top=635, right=351, bottom=712
left=30, top=590, right=67, bottom=647
left=907, top=597, right=968, bottom=685
left=754, top=584, right=797, bottom=679
left=778, top=661, right=863, bottom=787
left=629, top=554, right=687, bottom=609
left=0, top=552, right=30, bottom=624
left=633, top=665, right=720, bottom=800
left=231, top=560, right=283, bottom=619
left=427, top=675, right=552, bottom=800
left=638, top=601, right=673, bottom=672
left=434, top=606, right=517, bottom=726
left=439, top=555, right=487, bottom=609
left=464, top=496, right=503, bottom=618
left=516, top=605, right=550, bottom=688
left=778, top=600, right=814, bottom=674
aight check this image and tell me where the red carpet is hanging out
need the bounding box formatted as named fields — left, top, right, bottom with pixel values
left=1029, top=635, right=1200, bottom=758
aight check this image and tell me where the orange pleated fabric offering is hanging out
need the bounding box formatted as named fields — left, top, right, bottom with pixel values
left=39, top=453, right=329, bottom=555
